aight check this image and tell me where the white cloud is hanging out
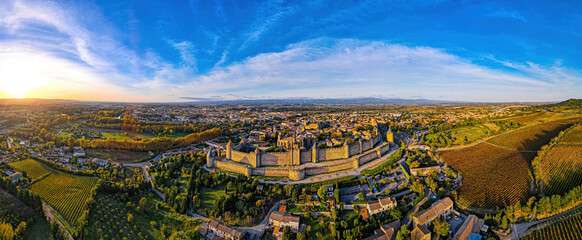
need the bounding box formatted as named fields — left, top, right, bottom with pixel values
left=489, top=9, right=527, bottom=22
left=178, top=38, right=580, bottom=102
left=0, top=0, right=579, bottom=102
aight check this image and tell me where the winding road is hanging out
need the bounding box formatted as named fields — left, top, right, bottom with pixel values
left=510, top=204, right=582, bottom=240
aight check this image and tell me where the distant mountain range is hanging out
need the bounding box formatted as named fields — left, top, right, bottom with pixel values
left=178, top=97, right=463, bottom=105
left=175, top=97, right=562, bottom=105
left=0, top=97, right=570, bottom=105
left=0, top=98, right=80, bottom=105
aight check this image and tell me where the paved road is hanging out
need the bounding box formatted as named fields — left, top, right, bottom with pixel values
left=237, top=200, right=284, bottom=239
left=368, top=177, right=379, bottom=194
left=510, top=204, right=582, bottom=240
left=186, top=210, right=210, bottom=222
left=259, top=146, right=400, bottom=185
left=132, top=155, right=165, bottom=200
left=124, top=153, right=163, bottom=167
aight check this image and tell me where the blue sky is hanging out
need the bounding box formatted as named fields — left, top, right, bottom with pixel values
left=0, top=0, right=580, bottom=102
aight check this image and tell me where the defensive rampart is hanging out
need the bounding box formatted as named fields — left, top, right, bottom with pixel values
left=210, top=141, right=392, bottom=180
left=227, top=133, right=384, bottom=167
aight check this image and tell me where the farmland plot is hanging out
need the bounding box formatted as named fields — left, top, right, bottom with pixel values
left=439, top=143, right=535, bottom=209
left=30, top=172, right=97, bottom=225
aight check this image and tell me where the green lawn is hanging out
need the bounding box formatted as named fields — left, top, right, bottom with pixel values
left=57, top=131, right=73, bottom=138
left=199, top=185, right=226, bottom=209
left=304, top=216, right=330, bottom=238
left=23, top=217, right=51, bottom=240
left=177, top=172, right=191, bottom=191
left=156, top=132, right=191, bottom=138
left=341, top=210, right=360, bottom=227
left=424, top=124, right=491, bottom=147
left=99, top=132, right=134, bottom=140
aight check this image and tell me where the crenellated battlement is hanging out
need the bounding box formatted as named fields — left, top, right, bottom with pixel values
left=207, top=136, right=393, bottom=180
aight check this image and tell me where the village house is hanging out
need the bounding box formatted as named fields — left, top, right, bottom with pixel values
left=411, top=225, right=431, bottom=240
left=323, top=183, right=334, bottom=197
left=269, top=212, right=300, bottom=232
left=92, top=158, right=109, bottom=167
left=450, top=215, right=485, bottom=240
left=208, top=219, right=246, bottom=240
left=362, top=219, right=401, bottom=240
left=9, top=172, right=23, bottom=183
left=367, top=196, right=397, bottom=216
left=413, top=197, right=454, bottom=227
left=73, top=147, right=86, bottom=157
left=410, top=165, right=442, bottom=177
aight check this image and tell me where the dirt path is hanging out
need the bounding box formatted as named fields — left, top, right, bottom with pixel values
left=42, top=203, right=74, bottom=240
left=436, top=123, right=549, bottom=152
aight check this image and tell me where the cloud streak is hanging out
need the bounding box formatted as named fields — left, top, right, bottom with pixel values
left=0, top=0, right=580, bottom=103
left=177, top=38, right=577, bottom=102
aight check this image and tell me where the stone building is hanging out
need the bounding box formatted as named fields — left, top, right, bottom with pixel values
left=367, top=196, right=397, bottom=216
left=208, top=219, right=246, bottom=240
left=363, top=219, right=401, bottom=240
left=269, top=212, right=300, bottom=232
left=450, top=215, right=485, bottom=240
left=413, top=197, right=454, bottom=227
left=207, top=130, right=391, bottom=180
left=411, top=225, right=431, bottom=240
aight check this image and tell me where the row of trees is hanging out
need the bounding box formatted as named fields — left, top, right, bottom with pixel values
left=27, top=126, right=221, bottom=152
left=0, top=177, right=43, bottom=212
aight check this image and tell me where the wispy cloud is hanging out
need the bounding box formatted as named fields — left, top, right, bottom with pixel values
left=488, top=9, right=527, bottom=22
left=0, top=0, right=579, bottom=102
left=179, top=38, right=580, bottom=102
left=238, top=1, right=299, bottom=51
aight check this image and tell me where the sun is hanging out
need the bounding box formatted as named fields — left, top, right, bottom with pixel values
left=0, top=55, right=50, bottom=98
left=1, top=82, right=34, bottom=98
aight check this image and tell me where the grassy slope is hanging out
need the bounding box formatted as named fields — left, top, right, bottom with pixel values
left=199, top=185, right=226, bottom=209
left=424, top=125, right=491, bottom=147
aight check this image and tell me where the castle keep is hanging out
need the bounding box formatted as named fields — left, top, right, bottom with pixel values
left=207, top=128, right=394, bottom=180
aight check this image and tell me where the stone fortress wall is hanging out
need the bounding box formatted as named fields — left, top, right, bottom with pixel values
left=208, top=131, right=393, bottom=180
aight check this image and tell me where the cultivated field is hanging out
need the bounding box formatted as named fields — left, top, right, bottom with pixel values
left=522, top=209, right=582, bottom=240
left=535, top=125, right=582, bottom=196
left=486, top=122, right=572, bottom=151
left=439, top=143, right=535, bottom=209
left=560, top=125, right=582, bottom=143
left=88, top=193, right=159, bottom=240
left=9, top=159, right=52, bottom=180
left=88, top=192, right=198, bottom=240
left=496, top=111, right=576, bottom=125
left=539, top=145, right=582, bottom=196
left=86, top=148, right=153, bottom=163
left=30, top=172, right=97, bottom=225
